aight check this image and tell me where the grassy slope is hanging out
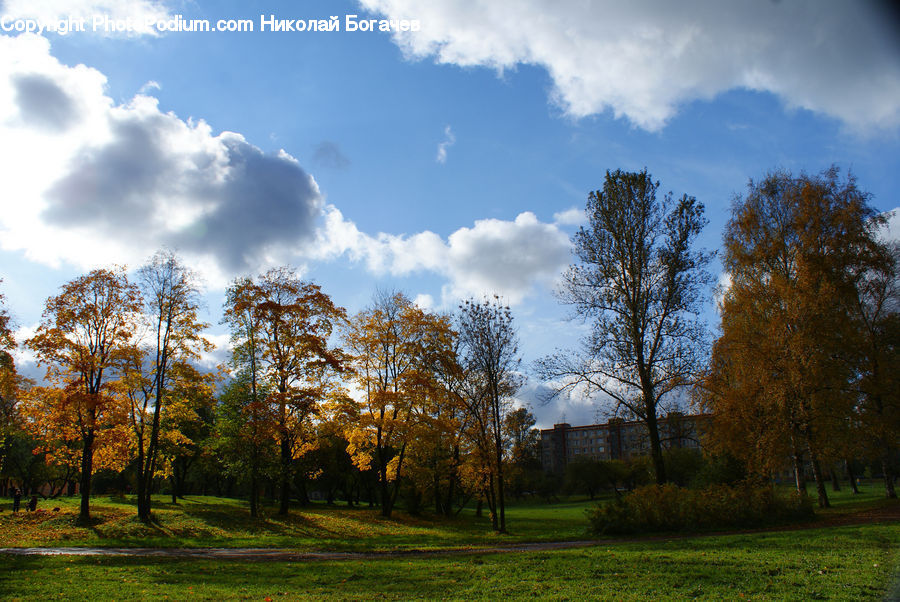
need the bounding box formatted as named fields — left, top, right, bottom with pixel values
left=0, top=483, right=897, bottom=600
left=0, top=495, right=596, bottom=550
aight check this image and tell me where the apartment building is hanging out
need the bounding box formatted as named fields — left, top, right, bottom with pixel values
left=540, top=412, right=710, bottom=474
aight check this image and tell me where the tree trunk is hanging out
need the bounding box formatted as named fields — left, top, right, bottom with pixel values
left=77, top=432, right=95, bottom=525
left=882, top=454, right=897, bottom=499
left=845, top=459, right=859, bottom=495
left=789, top=431, right=807, bottom=494
left=807, top=447, right=830, bottom=508
left=645, top=412, right=667, bottom=485
left=278, top=434, right=291, bottom=515
left=249, top=469, right=259, bottom=518
left=829, top=467, right=841, bottom=492
left=494, top=426, right=507, bottom=533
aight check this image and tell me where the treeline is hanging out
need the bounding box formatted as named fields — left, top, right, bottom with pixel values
left=0, top=261, right=542, bottom=531
left=0, top=164, right=897, bottom=529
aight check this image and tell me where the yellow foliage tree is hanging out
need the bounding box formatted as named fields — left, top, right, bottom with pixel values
left=26, top=268, right=141, bottom=523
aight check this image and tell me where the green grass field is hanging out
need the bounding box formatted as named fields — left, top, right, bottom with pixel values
left=0, top=523, right=897, bottom=600
left=0, top=494, right=597, bottom=550
left=1, top=483, right=898, bottom=600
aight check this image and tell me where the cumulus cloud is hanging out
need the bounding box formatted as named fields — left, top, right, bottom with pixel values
left=0, top=34, right=573, bottom=304
left=435, top=124, right=455, bottom=164
left=0, top=34, right=324, bottom=284
left=314, top=208, right=571, bottom=305
left=1, top=0, right=173, bottom=37
left=360, top=0, right=900, bottom=132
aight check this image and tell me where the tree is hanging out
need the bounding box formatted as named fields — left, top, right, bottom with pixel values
left=538, top=169, right=711, bottom=485
left=458, top=296, right=522, bottom=533
left=215, top=370, right=278, bottom=516
left=704, top=168, right=887, bottom=507
left=845, top=224, right=899, bottom=498
left=0, top=281, right=24, bottom=483
left=342, top=291, right=455, bottom=517
left=26, top=268, right=141, bottom=524
left=503, top=407, right=542, bottom=499
left=221, top=277, right=270, bottom=516
left=125, top=250, right=209, bottom=522
left=224, top=267, right=346, bottom=515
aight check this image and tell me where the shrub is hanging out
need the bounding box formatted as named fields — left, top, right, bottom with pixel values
left=587, top=482, right=813, bottom=535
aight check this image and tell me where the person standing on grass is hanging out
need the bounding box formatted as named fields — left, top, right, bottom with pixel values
left=27, top=495, right=38, bottom=512
left=12, top=488, right=21, bottom=513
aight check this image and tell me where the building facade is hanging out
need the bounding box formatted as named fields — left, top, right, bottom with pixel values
left=540, top=412, right=710, bottom=474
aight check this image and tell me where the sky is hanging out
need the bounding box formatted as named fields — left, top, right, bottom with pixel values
left=1, top=0, right=899, bottom=428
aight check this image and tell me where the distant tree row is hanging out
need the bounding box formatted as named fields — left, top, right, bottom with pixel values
left=0, top=262, right=540, bottom=531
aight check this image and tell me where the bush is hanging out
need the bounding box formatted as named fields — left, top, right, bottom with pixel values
left=587, top=482, right=813, bottom=535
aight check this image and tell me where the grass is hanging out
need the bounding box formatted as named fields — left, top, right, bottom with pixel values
left=0, top=494, right=598, bottom=551
left=0, top=522, right=897, bottom=600
left=0, top=482, right=897, bottom=599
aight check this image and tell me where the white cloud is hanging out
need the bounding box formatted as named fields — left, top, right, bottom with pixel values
left=553, top=207, right=585, bottom=226
left=0, top=34, right=324, bottom=287
left=315, top=208, right=571, bottom=305
left=139, top=80, right=161, bottom=94
left=1, top=0, right=173, bottom=37
left=413, top=293, right=434, bottom=310
left=0, top=34, right=574, bottom=305
left=360, top=0, right=900, bottom=133
left=435, top=124, right=455, bottom=164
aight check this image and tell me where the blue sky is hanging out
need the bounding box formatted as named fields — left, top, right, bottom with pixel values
left=2, top=0, right=899, bottom=427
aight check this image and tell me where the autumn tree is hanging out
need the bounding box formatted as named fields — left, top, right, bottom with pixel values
left=221, top=276, right=270, bottom=516
left=26, top=268, right=141, bottom=524
left=158, top=362, right=219, bottom=503
left=846, top=228, right=899, bottom=498
left=538, top=169, right=711, bottom=485
left=503, top=407, right=542, bottom=498
left=0, top=281, right=27, bottom=487
left=215, top=370, right=278, bottom=516
left=458, top=296, right=522, bottom=533
left=342, top=291, right=455, bottom=517
left=704, top=168, right=887, bottom=507
left=224, top=267, right=346, bottom=515
left=124, top=250, right=210, bottom=522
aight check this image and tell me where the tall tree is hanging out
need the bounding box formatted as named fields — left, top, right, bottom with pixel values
left=215, top=370, right=277, bottom=516
left=458, top=296, right=521, bottom=533
left=126, top=250, right=209, bottom=522
left=26, top=268, right=141, bottom=524
left=342, top=291, right=454, bottom=517
left=847, top=232, right=899, bottom=498
left=538, top=169, right=711, bottom=485
left=704, top=168, right=886, bottom=507
left=0, top=281, right=27, bottom=487
left=221, top=276, right=269, bottom=517
left=225, top=267, right=346, bottom=515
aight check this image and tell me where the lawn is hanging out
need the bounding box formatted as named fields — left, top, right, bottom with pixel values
left=0, top=522, right=897, bottom=600
left=0, top=494, right=598, bottom=551
left=0, top=483, right=897, bottom=600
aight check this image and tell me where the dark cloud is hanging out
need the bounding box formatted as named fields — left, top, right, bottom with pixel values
left=312, top=141, right=350, bottom=169
left=170, top=137, right=322, bottom=271
left=42, top=104, right=323, bottom=274
left=44, top=115, right=179, bottom=228
left=12, top=73, right=76, bottom=130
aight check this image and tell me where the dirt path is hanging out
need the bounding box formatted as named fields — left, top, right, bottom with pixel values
left=1, top=504, right=897, bottom=562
